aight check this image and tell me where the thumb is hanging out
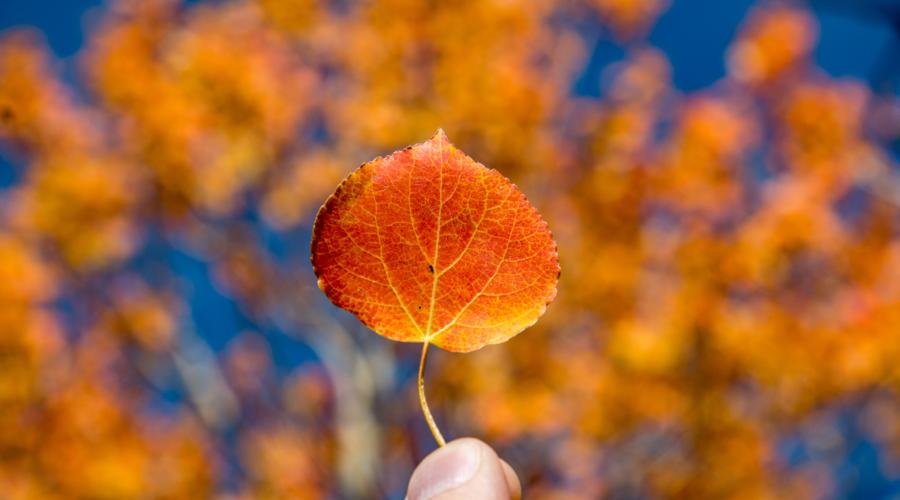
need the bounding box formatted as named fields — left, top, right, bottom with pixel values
left=407, top=438, right=522, bottom=500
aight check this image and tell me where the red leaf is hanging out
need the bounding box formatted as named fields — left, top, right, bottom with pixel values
left=311, top=130, right=559, bottom=353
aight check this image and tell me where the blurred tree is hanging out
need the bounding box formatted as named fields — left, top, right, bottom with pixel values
left=0, top=0, right=898, bottom=498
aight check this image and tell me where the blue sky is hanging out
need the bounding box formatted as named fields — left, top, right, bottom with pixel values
left=1, top=0, right=898, bottom=496
left=1, top=0, right=897, bottom=91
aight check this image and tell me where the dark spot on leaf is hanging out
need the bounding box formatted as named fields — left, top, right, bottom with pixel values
left=427, top=264, right=434, bottom=274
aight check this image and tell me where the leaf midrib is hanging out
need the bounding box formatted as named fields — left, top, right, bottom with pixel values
left=424, top=133, right=444, bottom=342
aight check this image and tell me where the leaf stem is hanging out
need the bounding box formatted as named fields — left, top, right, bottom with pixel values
left=418, top=341, right=446, bottom=447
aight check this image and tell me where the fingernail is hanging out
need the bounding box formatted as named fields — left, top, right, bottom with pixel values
left=409, top=440, right=482, bottom=500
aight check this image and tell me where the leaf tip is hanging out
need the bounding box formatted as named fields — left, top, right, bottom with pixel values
left=432, top=128, right=449, bottom=143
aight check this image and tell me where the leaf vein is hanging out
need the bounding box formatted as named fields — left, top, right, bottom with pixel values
left=424, top=134, right=445, bottom=340
left=437, top=181, right=512, bottom=278
left=430, top=200, right=523, bottom=339
left=334, top=260, right=390, bottom=288
left=455, top=307, right=535, bottom=329
left=372, top=187, right=424, bottom=336
left=407, top=151, right=432, bottom=263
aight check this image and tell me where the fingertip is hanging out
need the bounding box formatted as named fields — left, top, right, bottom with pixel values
left=407, top=438, right=515, bottom=500
left=500, top=459, right=522, bottom=500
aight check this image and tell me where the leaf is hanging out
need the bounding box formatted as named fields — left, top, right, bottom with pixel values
left=311, top=129, right=559, bottom=353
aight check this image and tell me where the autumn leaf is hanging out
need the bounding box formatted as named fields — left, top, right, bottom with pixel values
left=310, top=129, right=559, bottom=444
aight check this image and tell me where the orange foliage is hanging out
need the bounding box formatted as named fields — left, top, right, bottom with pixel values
left=0, top=0, right=897, bottom=497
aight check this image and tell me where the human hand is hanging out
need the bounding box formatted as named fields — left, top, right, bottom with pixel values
left=407, top=438, right=522, bottom=500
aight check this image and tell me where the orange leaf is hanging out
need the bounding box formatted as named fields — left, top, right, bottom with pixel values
left=311, top=130, right=559, bottom=353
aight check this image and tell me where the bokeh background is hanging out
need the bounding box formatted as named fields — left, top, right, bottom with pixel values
left=1, top=0, right=899, bottom=498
